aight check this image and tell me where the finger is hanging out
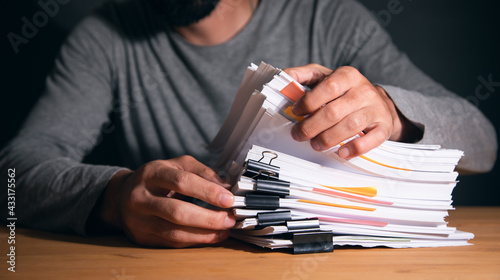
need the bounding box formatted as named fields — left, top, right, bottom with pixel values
left=142, top=161, right=235, bottom=208
left=283, top=63, right=333, bottom=86
left=122, top=223, right=199, bottom=248
left=338, top=124, right=391, bottom=159
left=309, top=108, right=375, bottom=151
left=128, top=221, right=230, bottom=248
left=130, top=232, right=198, bottom=248
left=292, top=66, right=363, bottom=116
left=151, top=220, right=230, bottom=246
left=148, top=196, right=236, bottom=230
left=291, top=87, right=370, bottom=142
left=173, top=155, right=230, bottom=187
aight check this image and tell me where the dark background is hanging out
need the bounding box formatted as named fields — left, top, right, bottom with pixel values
left=1, top=0, right=499, bottom=205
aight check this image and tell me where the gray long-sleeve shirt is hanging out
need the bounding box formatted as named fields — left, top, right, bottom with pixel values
left=1, top=0, right=496, bottom=235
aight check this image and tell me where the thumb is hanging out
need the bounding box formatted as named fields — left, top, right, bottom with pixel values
left=173, top=155, right=230, bottom=188
left=283, top=63, right=332, bottom=86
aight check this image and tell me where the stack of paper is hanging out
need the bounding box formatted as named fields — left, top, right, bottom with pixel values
left=209, top=62, right=473, bottom=253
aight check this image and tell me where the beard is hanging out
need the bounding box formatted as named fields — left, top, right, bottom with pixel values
left=149, top=0, right=221, bottom=27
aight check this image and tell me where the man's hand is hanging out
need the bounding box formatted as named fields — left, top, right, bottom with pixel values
left=284, top=64, right=420, bottom=159
left=98, top=156, right=235, bottom=248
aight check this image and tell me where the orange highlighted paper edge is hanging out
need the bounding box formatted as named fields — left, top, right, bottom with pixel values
left=298, top=199, right=375, bottom=211
left=339, top=138, right=412, bottom=172
left=359, top=155, right=412, bottom=171
left=318, top=217, right=388, bottom=227
left=313, top=187, right=392, bottom=206
left=280, top=81, right=305, bottom=102
left=322, top=185, right=378, bottom=197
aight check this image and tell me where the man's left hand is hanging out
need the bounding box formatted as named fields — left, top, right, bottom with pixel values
left=284, top=64, right=416, bottom=159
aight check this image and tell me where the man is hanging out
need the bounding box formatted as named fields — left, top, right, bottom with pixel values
left=0, top=0, right=496, bottom=248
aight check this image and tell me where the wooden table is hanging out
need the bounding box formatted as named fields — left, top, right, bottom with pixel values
left=1, top=207, right=499, bottom=279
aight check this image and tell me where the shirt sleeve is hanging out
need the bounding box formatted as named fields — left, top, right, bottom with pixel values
left=0, top=14, right=124, bottom=235
left=330, top=0, right=497, bottom=173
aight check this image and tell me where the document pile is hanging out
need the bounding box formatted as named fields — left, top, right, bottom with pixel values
left=209, top=62, right=473, bottom=254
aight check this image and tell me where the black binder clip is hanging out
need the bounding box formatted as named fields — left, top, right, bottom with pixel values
left=245, top=194, right=280, bottom=209
left=286, top=218, right=321, bottom=232
left=242, top=151, right=280, bottom=180
left=255, top=178, right=290, bottom=197
left=257, top=211, right=292, bottom=227
left=291, top=231, right=334, bottom=254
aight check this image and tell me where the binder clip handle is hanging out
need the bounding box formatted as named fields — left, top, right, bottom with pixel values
left=258, top=151, right=279, bottom=165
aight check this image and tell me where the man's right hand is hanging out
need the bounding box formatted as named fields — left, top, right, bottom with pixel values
left=98, top=156, right=236, bottom=248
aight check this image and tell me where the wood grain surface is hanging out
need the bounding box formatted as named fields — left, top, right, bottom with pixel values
left=1, top=207, right=499, bottom=279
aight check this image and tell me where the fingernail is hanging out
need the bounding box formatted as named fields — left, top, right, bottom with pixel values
left=291, top=105, right=301, bottom=116
left=218, top=230, right=230, bottom=240
left=338, top=147, right=350, bottom=159
left=291, top=128, right=300, bottom=141
left=310, top=139, right=321, bottom=151
left=224, top=216, right=235, bottom=228
left=219, top=192, right=234, bottom=207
